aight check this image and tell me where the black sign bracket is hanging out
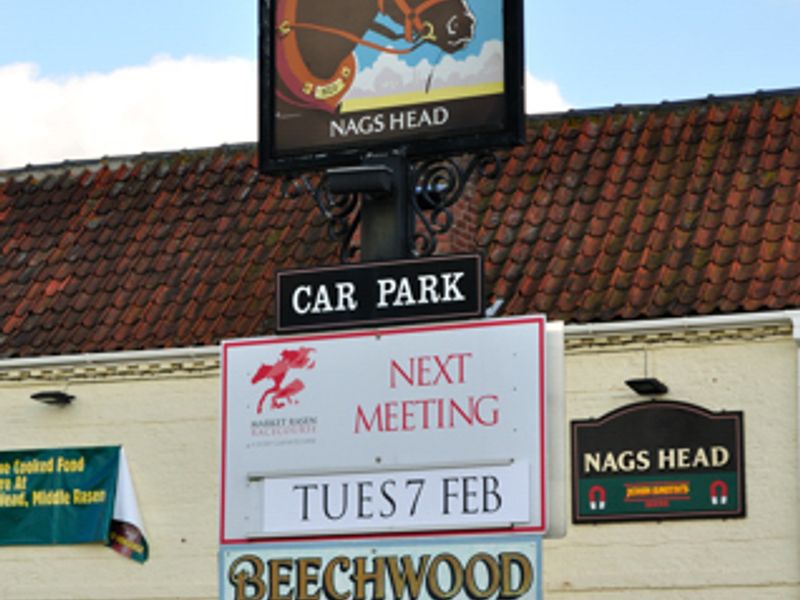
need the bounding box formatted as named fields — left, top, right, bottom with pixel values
left=284, top=151, right=502, bottom=263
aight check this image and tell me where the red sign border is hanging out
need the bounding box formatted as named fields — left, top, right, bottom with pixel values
left=220, top=316, right=547, bottom=545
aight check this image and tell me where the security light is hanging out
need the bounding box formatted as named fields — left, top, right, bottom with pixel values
left=324, top=166, right=395, bottom=195
left=30, top=391, right=75, bottom=406
left=625, top=378, right=668, bottom=396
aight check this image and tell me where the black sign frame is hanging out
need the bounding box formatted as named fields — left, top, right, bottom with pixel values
left=571, top=400, right=746, bottom=524
left=276, top=253, right=484, bottom=333
left=258, top=0, right=525, bottom=174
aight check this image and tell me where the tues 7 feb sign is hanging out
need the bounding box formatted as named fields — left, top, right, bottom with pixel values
left=221, top=316, right=547, bottom=544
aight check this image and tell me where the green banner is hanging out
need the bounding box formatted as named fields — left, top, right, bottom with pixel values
left=0, top=446, right=147, bottom=562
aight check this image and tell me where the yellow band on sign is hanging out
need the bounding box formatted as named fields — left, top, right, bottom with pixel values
left=340, top=82, right=505, bottom=113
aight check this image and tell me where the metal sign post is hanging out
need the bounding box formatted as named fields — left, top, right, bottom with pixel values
left=324, top=153, right=412, bottom=261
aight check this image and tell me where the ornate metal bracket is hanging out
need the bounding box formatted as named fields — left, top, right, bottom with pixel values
left=284, top=174, right=362, bottom=263
left=285, top=150, right=503, bottom=262
left=409, top=151, right=501, bottom=257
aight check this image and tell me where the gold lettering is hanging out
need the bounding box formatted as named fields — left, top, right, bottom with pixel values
left=499, top=552, right=533, bottom=598
left=350, top=556, right=386, bottom=600
left=222, top=549, right=536, bottom=600
left=228, top=554, right=266, bottom=600
left=296, top=557, right=321, bottom=600
left=464, top=553, right=500, bottom=599
left=323, top=556, right=351, bottom=600
left=72, top=488, right=107, bottom=504
left=269, top=559, right=293, bottom=600
left=31, top=489, right=71, bottom=506
left=387, top=554, right=429, bottom=599
left=13, top=457, right=54, bottom=475
left=0, top=491, right=28, bottom=507
left=57, top=456, right=85, bottom=473
left=315, top=79, right=345, bottom=101
left=109, top=531, right=145, bottom=555
left=426, top=553, right=463, bottom=600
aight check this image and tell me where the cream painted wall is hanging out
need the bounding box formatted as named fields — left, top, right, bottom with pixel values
left=545, top=331, right=800, bottom=598
left=0, top=328, right=797, bottom=599
left=0, top=370, right=220, bottom=600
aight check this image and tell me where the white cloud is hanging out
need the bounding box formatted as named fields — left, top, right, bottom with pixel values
left=346, top=43, right=570, bottom=115
left=0, top=55, right=569, bottom=170
left=347, top=41, right=505, bottom=98
left=525, top=71, right=571, bottom=114
left=0, top=56, right=257, bottom=169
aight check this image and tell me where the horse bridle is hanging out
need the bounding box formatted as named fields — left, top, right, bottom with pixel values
left=277, top=0, right=453, bottom=55
left=377, top=0, right=452, bottom=43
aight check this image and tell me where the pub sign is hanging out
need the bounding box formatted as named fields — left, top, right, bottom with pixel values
left=221, top=535, right=542, bottom=600
left=221, top=316, right=547, bottom=543
left=572, top=400, right=745, bottom=523
left=259, top=0, right=525, bottom=172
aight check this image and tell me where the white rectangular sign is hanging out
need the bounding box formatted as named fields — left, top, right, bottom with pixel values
left=221, top=316, right=546, bottom=543
left=259, top=461, right=530, bottom=537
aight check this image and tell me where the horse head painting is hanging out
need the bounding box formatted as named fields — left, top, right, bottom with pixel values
left=275, top=0, right=477, bottom=114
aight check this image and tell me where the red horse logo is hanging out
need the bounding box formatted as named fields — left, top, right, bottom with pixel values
left=251, top=347, right=316, bottom=413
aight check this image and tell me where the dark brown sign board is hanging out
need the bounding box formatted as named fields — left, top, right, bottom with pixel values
left=572, top=400, right=745, bottom=523
left=276, top=253, right=483, bottom=333
left=259, top=0, right=525, bottom=173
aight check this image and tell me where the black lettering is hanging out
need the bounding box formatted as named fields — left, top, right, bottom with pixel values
left=380, top=479, right=397, bottom=518
left=462, top=476, right=479, bottom=514
left=357, top=481, right=374, bottom=519
left=482, top=476, right=502, bottom=513
left=443, top=478, right=458, bottom=515
left=322, top=483, right=348, bottom=520
left=294, top=484, right=318, bottom=521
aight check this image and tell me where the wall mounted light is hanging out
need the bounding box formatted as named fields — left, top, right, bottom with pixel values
left=30, top=391, right=75, bottom=406
left=625, top=378, right=668, bottom=396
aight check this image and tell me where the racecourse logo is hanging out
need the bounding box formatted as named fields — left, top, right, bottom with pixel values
left=251, top=347, right=316, bottom=413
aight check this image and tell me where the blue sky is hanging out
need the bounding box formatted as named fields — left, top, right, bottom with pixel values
left=0, top=0, right=256, bottom=77
left=528, top=0, right=800, bottom=108
left=1, top=0, right=799, bottom=168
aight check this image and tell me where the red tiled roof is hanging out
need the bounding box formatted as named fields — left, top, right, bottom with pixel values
left=3, top=88, right=800, bottom=358
left=0, top=148, right=338, bottom=358
left=484, top=90, right=800, bottom=322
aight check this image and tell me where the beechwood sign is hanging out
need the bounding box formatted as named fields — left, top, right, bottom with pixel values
left=221, top=536, right=542, bottom=600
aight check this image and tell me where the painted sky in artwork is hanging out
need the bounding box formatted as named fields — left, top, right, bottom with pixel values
left=345, top=1, right=505, bottom=108
left=355, top=0, right=503, bottom=69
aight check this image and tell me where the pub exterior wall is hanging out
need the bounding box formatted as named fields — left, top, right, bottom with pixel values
left=549, top=328, right=799, bottom=597
left=0, top=369, right=219, bottom=600
left=0, top=326, right=796, bottom=598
